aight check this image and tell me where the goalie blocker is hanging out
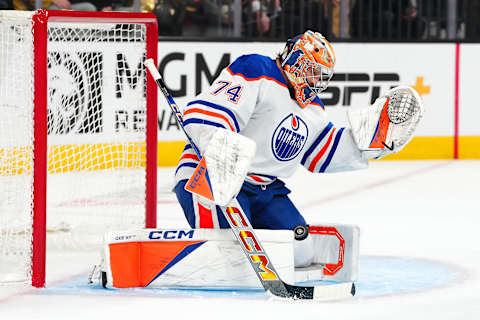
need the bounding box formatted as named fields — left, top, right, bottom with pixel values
left=91, top=225, right=359, bottom=289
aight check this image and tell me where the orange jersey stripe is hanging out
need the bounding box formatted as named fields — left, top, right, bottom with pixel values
left=180, top=153, right=200, bottom=162
left=248, top=175, right=265, bottom=182
left=184, top=108, right=235, bottom=132
left=308, top=128, right=336, bottom=172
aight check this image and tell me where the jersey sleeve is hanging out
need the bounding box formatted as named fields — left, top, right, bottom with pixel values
left=300, top=123, right=369, bottom=173
left=182, top=55, right=262, bottom=153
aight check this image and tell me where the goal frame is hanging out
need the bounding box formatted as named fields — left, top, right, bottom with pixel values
left=29, top=10, right=158, bottom=288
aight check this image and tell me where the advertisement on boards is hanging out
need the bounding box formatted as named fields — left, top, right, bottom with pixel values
left=157, top=42, right=453, bottom=141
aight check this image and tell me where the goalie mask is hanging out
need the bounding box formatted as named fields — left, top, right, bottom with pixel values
left=281, top=30, right=336, bottom=108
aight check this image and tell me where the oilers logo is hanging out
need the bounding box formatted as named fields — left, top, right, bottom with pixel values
left=271, top=114, right=308, bottom=161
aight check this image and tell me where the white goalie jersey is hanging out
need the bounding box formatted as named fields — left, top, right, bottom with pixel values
left=175, top=54, right=368, bottom=185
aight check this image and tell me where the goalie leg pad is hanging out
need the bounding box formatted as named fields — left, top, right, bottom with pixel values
left=293, top=233, right=315, bottom=268
left=97, top=228, right=294, bottom=289
left=294, top=224, right=360, bottom=282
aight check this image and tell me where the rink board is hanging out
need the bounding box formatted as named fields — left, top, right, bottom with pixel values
left=3, top=42, right=476, bottom=178
left=155, top=42, right=480, bottom=161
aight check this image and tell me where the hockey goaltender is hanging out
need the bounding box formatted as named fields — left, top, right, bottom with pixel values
left=90, top=30, right=424, bottom=300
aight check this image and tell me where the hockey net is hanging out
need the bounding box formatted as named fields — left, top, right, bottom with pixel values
left=0, top=10, right=158, bottom=287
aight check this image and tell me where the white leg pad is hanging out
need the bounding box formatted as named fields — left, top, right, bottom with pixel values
left=95, top=228, right=293, bottom=289
left=294, top=224, right=360, bottom=282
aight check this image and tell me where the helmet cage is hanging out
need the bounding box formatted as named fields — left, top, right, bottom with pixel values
left=304, top=63, right=334, bottom=95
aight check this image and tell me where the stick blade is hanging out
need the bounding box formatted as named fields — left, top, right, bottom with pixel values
left=311, top=282, right=355, bottom=301
left=267, top=282, right=355, bottom=301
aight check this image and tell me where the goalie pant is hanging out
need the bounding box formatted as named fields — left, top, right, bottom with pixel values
left=175, top=178, right=306, bottom=229
left=175, top=54, right=369, bottom=230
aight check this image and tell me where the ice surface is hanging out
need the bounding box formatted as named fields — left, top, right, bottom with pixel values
left=0, top=160, right=479, bottom=320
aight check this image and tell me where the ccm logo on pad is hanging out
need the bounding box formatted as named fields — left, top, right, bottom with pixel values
left=148, top=230, right=195, bottom=240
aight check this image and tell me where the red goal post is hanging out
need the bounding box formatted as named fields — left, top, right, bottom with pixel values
left=0, top=10, right=158, bottom=288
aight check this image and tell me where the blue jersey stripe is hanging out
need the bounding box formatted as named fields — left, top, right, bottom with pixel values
left=187, top=100, right=240, bottom=132
left=319, top=128, right=345, bottom=173
left=228, top=54, right=287, bottom=86
left=183, top=118, right=226, bottom=129
left=175, top=162, right=198, bottom=175
left=301, top=122, right=334, bottom=165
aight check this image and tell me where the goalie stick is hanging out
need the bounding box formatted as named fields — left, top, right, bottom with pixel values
left=145, top=59, right=355, bottom=301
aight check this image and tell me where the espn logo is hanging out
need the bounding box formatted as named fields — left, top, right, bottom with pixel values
left=320, top=72, right=400, bottom=106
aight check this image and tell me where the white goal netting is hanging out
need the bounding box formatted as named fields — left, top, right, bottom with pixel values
left=0, top=11, right=153, bottom=284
